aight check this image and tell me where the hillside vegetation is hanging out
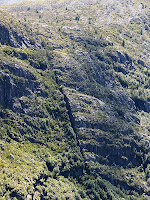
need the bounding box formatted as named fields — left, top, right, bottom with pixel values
left=0, top=0, right=149, bottom=199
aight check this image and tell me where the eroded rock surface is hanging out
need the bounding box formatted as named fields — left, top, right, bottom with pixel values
left=63, top=87, right=143, bottom=168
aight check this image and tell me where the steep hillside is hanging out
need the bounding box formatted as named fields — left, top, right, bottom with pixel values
left=0, top=0, right=150, bottom=199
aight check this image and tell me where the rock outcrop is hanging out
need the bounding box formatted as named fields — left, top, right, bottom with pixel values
left=63, top=87, right=143, bottom=168
left=0, top=62, right=37, bottom=110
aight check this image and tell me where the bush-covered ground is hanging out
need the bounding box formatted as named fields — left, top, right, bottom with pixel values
left=0, top=0, right=149, bottom=199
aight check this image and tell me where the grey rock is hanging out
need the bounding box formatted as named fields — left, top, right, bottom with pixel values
left=138, top=59, right=145, bottom=66
left=116, top=51, right=132, bottom=66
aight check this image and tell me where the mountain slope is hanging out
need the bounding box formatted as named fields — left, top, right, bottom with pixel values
left=0, top=0, right=150, bottom=199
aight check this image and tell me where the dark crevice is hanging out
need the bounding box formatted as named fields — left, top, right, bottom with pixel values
left=10, top=191, right=24, bottom=200
left=5, top=186, right=24, bottom=200
left=60, top=88, right=88, bottom=177
left=63, top=91, right=77, bottom=136
left=55, top=74, right=86, bottom=165
left=46, top=160, right=54, bottom=172
left=55, top=75, right=76, bottom=137
left=60, top=87, right=83, bottom=153
left=133, top=98, right=150, bottom=113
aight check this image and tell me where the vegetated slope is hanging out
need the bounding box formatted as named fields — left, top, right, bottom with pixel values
left=0, top=0, right=149, bottom=199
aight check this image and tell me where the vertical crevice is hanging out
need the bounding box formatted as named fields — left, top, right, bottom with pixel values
left=54, top=74, right=85, bottom=162
left=60, top=88, right=87, bottom=172
left=60, top=87, right=80, bottom=146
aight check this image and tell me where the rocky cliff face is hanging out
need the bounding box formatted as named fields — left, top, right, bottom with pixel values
left=0, top=23, right=25, bottom=47
left=0, top=62, right=37, bottom=109
left=63, top=87, right=142, bottom=167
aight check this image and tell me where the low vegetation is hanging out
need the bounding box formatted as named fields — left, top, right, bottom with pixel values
left=0, top=0, right=149, bottom=199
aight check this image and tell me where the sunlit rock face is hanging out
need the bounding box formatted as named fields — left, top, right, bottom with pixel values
left=63, top=87, right=143, bottom=168
left=0, top=0, right=23, bottom=5
left=0, top=62, right=38, bottom=109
